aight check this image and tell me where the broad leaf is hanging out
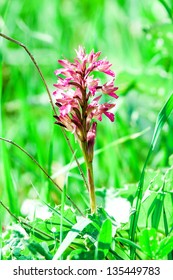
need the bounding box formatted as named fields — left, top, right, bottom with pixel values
left=97, top=219, right=112, bottom=259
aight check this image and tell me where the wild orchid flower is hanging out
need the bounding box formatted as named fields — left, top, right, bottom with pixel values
left=53, top=46, right=118, bottom=213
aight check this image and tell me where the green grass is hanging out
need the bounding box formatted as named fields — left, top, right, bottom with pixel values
left=0, top=0, right=173, bottom=260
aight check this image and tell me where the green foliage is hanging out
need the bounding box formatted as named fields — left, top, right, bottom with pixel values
left=1, top=225, right=52, bottom=260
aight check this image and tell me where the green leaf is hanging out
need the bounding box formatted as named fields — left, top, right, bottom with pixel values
left=53, top=217, right=91, bottom=260
left=115, top=237, right=142, bottom=252
left=97, top=219, right=112, bottom=259
left=157, top=235, right=173, bottom=259
left=139, top=228, right=159, bottom=259
left=146, top=188, right=165, bottom=230
left=151, top=195, right=164, bottom=230
left=28, top=242, right=52, bottom=260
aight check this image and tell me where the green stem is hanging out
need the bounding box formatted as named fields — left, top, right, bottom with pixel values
left=80, top=141, right=97, bottom=214
left=87, top=161, right=96, bottom=214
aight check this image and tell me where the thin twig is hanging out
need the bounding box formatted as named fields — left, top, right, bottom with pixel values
left=0, top=137, right=84, bottom=217
left=0, top=32, right=88, bottom=190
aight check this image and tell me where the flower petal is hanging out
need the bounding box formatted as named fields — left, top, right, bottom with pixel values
left=104, top=111, right=115, bottom=122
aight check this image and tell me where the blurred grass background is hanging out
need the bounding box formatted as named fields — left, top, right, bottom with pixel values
left=0, top=0, right=173, bottom=219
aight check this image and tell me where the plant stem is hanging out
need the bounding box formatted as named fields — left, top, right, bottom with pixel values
left=87, top=161, right=97, bottom=214
left=80, top=86, right=97, bottom=213
left=80, top=141, right=97, bottom=214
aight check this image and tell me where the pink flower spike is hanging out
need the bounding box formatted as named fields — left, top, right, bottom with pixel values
left=53, top=45, right=118, bottom=137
